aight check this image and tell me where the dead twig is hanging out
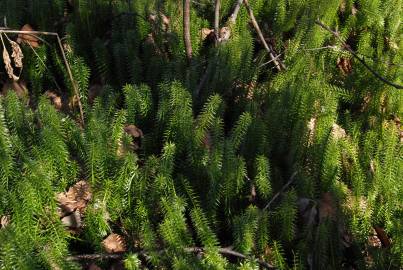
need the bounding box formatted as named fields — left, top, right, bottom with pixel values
left=228, top=0, right=244, bottom=24
left=315, top=20, right=403, bottom=90
left=263, top=171, right=298, bottom=211
left=214, top=0, right=221, bottom=43
left=0, top=29, right=86, bottom=125
left=243, top=0, right=285, bottom=71
left=183, top=0, right=193, bottom=63
left=68, top=247, right=275, bottom=269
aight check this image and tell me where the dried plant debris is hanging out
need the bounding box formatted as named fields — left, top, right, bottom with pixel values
left=57, top=180, right=92, bottom=217
left=61, top=210, right=82, bottom=229
left=124, top=125, right=144, bottom=138
left=331, top=123, right=347, bottom=140
left=102, top=233, right=127, bottom=254
left=1, top=33, right=24, bottom=81
left=2, top=44, right=19, bottom=81
left=10, top=40, right=23, bottom=68
left=17, top=24, right=40, bottom=48
left=44, top=91, right=63, bottom=110
left=1, top=215, right=10, bottom=229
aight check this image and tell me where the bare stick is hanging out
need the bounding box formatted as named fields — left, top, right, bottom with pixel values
left=243, top=0, right=285, bottom=71
left=0, top=29, right=86, bottom=123
left=263, top=171, right=298, bottom=211
left=214, top=0, right=221, bottom=42
left=315, top=20, right=403, bottom=90
left=183, top=0, right=193, bottom=63
left=68, top=247, right=275, bottom=269
left=228, top=0, right=244, bottom=24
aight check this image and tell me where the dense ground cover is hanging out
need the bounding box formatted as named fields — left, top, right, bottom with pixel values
left=0, top=0, right=402, bottom=269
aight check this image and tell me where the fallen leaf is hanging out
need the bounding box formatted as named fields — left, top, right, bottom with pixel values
left=201, top=28, right=214, bottom=40
left=331, top=123, right=346, bottom=140
left=1, top=215, right=10, bottom=229
left=337, top=57, right=352, bottom=76
left=2, top=46, right=19, bottom=81
left=57, top=180, right=92, bottom=217
left=44, top=91, right=62, bottom=110
left=10, top=40, right=23, bottom=68
left=124, top=125, right=143, bottom=138
left=1, top=80, right=29, bottom=100
left=219, top=27, right=231, bottom=42
left=373, top=226, right=391, bottom=248
left=102, top=233, right=126, bottom=253
left=17, top=24, right=40, bottom=48
left=61, top=211, right=82, bottom=229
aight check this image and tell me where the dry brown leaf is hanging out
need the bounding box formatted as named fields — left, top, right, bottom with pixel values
left=2, top=47, right=19, bottom=81
left=1, top=80, right=29, bottom=100
left=124, top=125, right=143, bottom=138
left=201, top=28, right=214, bottom=40
left=17, top=24, right=40, bottom=48
left=61, top=211, right=82, bottom=229
left=44, top=91, right=62, bottom=110
left=373, top=226, right=391, bottom=248
left=1, top=215, right=10, bottom=229
left=331, top=123, right=347, bottom=140
left=10, top=40, right=23, bottom=68
left=219, top=27, right=231, bottom=42
left=368, top=228, right=382, bottom=248
left=102, top=233, right=126, bottom=253
left=57, top=180, right=92, bottom=217
left=337, top=57, right=352, bottom=75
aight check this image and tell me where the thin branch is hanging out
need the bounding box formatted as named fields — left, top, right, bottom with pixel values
left=0, top=29, right=86, bottom=124
left=214, top=0, right=221, bottom=43
left=315, top=20, right=403, bottom=90
left=68, top=254, right=123, bottom=261
left=68, top=247, right=275, bottom=269
left=195, top=0, right=243, bottom=96
left=183, top=0, right=193, bottom=63
left=228, top=0, right=243, bottom=24
left=243, top=0, right=285, bottom=71
left=258, top=53, right=283, bottom=68
left=263, top=171, right=298, bottom=211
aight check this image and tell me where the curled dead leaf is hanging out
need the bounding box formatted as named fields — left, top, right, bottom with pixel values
left=331, top=123, right=346, bottom=140
left=57, top=180, right=92, bottom=217
left=1, top=215, right=10, bottom=229
left=124, top=125, right=143, bottom=138
left=10, top=40, right=23, bottom=68
left=2, top=47, right=19, bottom=81
left=17, top=24, right=40, bottom=48
left=102, top=233, right=126, bottom=253
left=337, top=57, right=352, bottom=76
left=219, top=27, right=231, bottom=42
left=44, top=91, right=62, bottom=110
left=201, top=28, right=214, bottom=40
left=61, top=211, right=82, bottom=229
